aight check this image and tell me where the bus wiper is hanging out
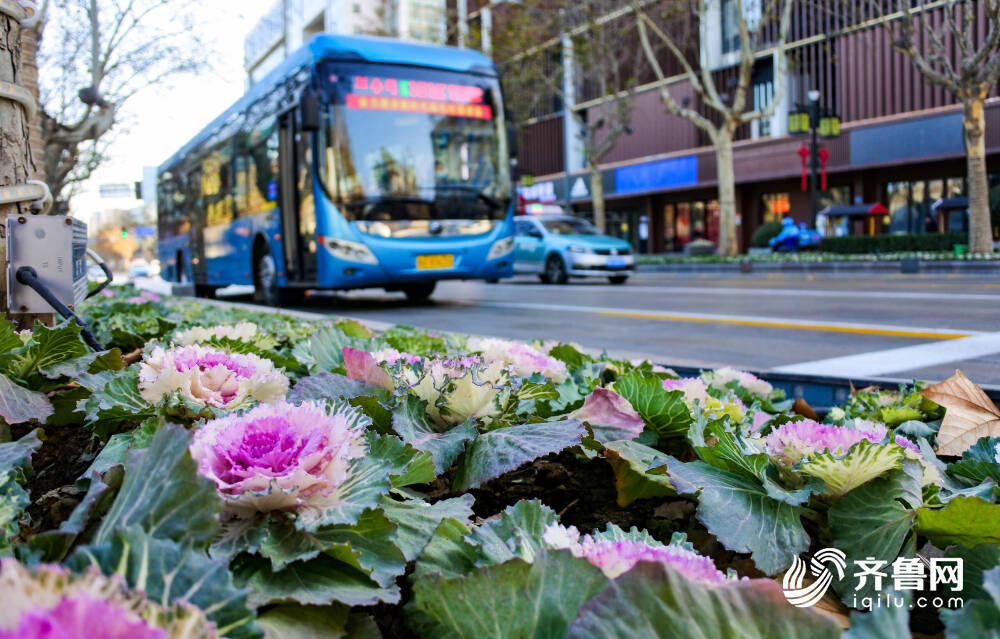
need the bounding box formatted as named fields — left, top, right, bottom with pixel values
left=420, top=185, right=505, bottom=210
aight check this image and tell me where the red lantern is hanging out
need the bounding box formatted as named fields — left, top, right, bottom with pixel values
left=818, top=147, right=830, bottom=192
left=797, top=145, right=810, bottom=192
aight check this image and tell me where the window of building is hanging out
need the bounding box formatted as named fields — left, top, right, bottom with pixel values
left=663, top=203, right=676, bottom=251
left=761, top=192, right=790, bottom=223
left=817, top=185, right=851, bottom=213
left=720, top=0, right=740, bottom=54
left=752, top=60, right=774, bottom=138
left=885, top=178, right=968, bottom=235
left=676, top=203, right=691, bottom=247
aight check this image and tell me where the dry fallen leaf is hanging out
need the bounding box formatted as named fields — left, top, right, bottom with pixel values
left=921, top=369, right=1000, bottom=457
left=792, top=398, right=820, bottom=421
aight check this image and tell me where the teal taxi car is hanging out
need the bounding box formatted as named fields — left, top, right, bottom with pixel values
left=513, top=215, right=634, bottom=284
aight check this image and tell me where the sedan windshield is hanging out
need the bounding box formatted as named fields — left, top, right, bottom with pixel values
left=542, top=218, right=599, bottom=235
left=319, top=62, right=510, bottom=224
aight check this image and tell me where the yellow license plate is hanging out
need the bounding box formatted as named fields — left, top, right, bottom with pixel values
left=416, top=254, right=454, bottom=270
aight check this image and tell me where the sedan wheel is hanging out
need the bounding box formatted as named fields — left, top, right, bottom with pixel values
left=545, top=255, right=568, bottom=284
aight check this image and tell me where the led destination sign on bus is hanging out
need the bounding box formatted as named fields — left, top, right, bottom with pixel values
left=344, top=74, right=493, bottom=120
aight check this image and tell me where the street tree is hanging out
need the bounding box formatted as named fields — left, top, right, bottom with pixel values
left=634, top=0, right=795, bottom=256
left=0, top=7, right=38, bottom=319
left=490, top=1, right=644, bottom=232
left=37, top=0, right=209, bottom=211
left=876, top=0, right=1000, bottom=254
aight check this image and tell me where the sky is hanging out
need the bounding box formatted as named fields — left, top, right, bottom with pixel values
left=71, top=0, right=277, bottom=221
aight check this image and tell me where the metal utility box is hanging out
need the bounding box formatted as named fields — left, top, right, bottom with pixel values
left=6, top=215, right=88, bottom=313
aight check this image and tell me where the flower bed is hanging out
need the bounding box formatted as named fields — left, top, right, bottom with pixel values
left=637, top=250, right=1000, bottom=265
left=0, top=285, right=998, bottom=638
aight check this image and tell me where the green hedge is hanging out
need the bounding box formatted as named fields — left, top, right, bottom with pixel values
left=751, top=221, right=784, bottom=248
left=820, top=232, right=967, bottom=254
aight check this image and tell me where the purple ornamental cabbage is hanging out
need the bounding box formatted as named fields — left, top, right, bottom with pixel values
left=190, top=401, right=366, bottom=520
left=343, top=347, right=395, bottom=390
left=662, top=377, right=746, bottom=423
left=411, top=356, right=508, bottom=428
left=0, top=559, right=216, bottom=639
left=466, top=336, right=569, bottom=382
left=173, top=321, right=261, bottom=346
left=542, top=524, right=728, bottom=583
left=765, top=419, right=937, bottom=497
left=568, top=388, right=644, bottom=443
left=139, top=344, right=288, bottom=410
left=703, top=366, right=773, bottom=397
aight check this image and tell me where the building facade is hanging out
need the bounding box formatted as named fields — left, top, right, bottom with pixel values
left=459, top=0, right=1000, bottom=253
left=245, top=0, right=448, bottom=84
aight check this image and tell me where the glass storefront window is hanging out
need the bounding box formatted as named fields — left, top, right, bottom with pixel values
left=947, top=178, right=965, bottom=198
left=691, top=201, right=706, bottom=240
left=886, top=181, right=911, bottom=234
left=676, top=203, right=691, bottom=247
left=761, top=192, right=790, bottom=223
left=663, top=203, right=676, bottom=251
left=707, top=200, right=720, bottom=244
left=817, top=186, right=851, bottom=213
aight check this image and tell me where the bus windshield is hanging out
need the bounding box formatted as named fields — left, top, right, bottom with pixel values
left=320, top=62, right=510, bottom=234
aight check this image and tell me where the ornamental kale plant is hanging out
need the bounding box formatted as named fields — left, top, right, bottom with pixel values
left=0, top=284, right=997, bottom=638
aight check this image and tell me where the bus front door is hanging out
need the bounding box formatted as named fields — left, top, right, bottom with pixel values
left=278, top=112, right=318, bottom=285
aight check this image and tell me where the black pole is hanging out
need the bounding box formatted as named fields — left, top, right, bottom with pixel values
left=809, top=98, right=820, bottom=221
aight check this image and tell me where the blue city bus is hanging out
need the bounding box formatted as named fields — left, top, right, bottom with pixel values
left=157, top=34, right=515, bottom=305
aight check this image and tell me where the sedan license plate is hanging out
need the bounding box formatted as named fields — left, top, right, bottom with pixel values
left=416, top=254, right=454, bottom=270
left=607, top=257, right=626, bottom=268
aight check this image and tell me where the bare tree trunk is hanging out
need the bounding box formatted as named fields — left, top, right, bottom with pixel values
left=589, top=161, right=606, bottom=233
left=715, top=131, right=739, bottom=257
left=963, top=97, right=994, bottom=254
left=0, top=14, right=33, bottom=319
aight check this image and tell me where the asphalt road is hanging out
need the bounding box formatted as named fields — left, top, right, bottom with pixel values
left=271, top=271, right=1000, bottom=386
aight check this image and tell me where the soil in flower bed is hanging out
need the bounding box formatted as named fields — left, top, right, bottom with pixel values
left=11, top=423, right=99, bottom=534
left=466, top=451, right=765, bottom=580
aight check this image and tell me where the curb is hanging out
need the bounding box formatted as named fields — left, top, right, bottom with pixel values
left=636, top=260, right=1000, bottom=274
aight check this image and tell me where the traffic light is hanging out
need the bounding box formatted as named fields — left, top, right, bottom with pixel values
left=120, top=228, right=128, bottom=238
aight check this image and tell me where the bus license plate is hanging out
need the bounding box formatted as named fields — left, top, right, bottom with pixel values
left=607, top=257, right=626, bottom=268
left=416, top=254, right=454, bottom=270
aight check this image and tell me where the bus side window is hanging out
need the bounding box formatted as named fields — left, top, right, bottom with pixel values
left=234, top=144, right=249, bottom=216
left=203, top=143, right=235, bottom=226
left=245, top=119, right=279, bottom=214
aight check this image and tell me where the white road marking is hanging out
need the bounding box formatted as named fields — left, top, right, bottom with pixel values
left=773, top=332, right=1000, bottom=377
left=472, top=300, right=982, bottom=338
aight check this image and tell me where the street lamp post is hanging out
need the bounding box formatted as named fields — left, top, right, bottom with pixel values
left=807, top=89, right=820, bottom=219
left=789, top=90, right=839, bottom=221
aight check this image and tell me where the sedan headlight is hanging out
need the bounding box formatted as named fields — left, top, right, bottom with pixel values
left=324, top=237, right=379, bottom=264
left=567, top=244, right=593, bottom=254
left=487, top=235, right=514, bottom=260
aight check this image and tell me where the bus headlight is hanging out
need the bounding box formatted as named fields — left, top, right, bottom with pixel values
left=324, top=237, right=378, bottom=264
left=486, top=236, right=514, bottom=260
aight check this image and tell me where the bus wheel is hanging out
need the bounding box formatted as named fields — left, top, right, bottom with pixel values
left=608, top=275, right=628, bottom=285
left=403, top=281, right=436, bottom=302
left=253, top=250, right=278, bottom=306
left=544, top=255, right=568, bottom=284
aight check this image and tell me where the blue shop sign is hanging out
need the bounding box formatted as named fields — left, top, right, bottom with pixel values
left=614, top=155, right=698, bottom=195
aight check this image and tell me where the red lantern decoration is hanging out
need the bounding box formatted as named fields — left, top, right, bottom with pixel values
left=818, top=147, right=830, bottom=192
left=797, top=145, right=810, bottom=192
